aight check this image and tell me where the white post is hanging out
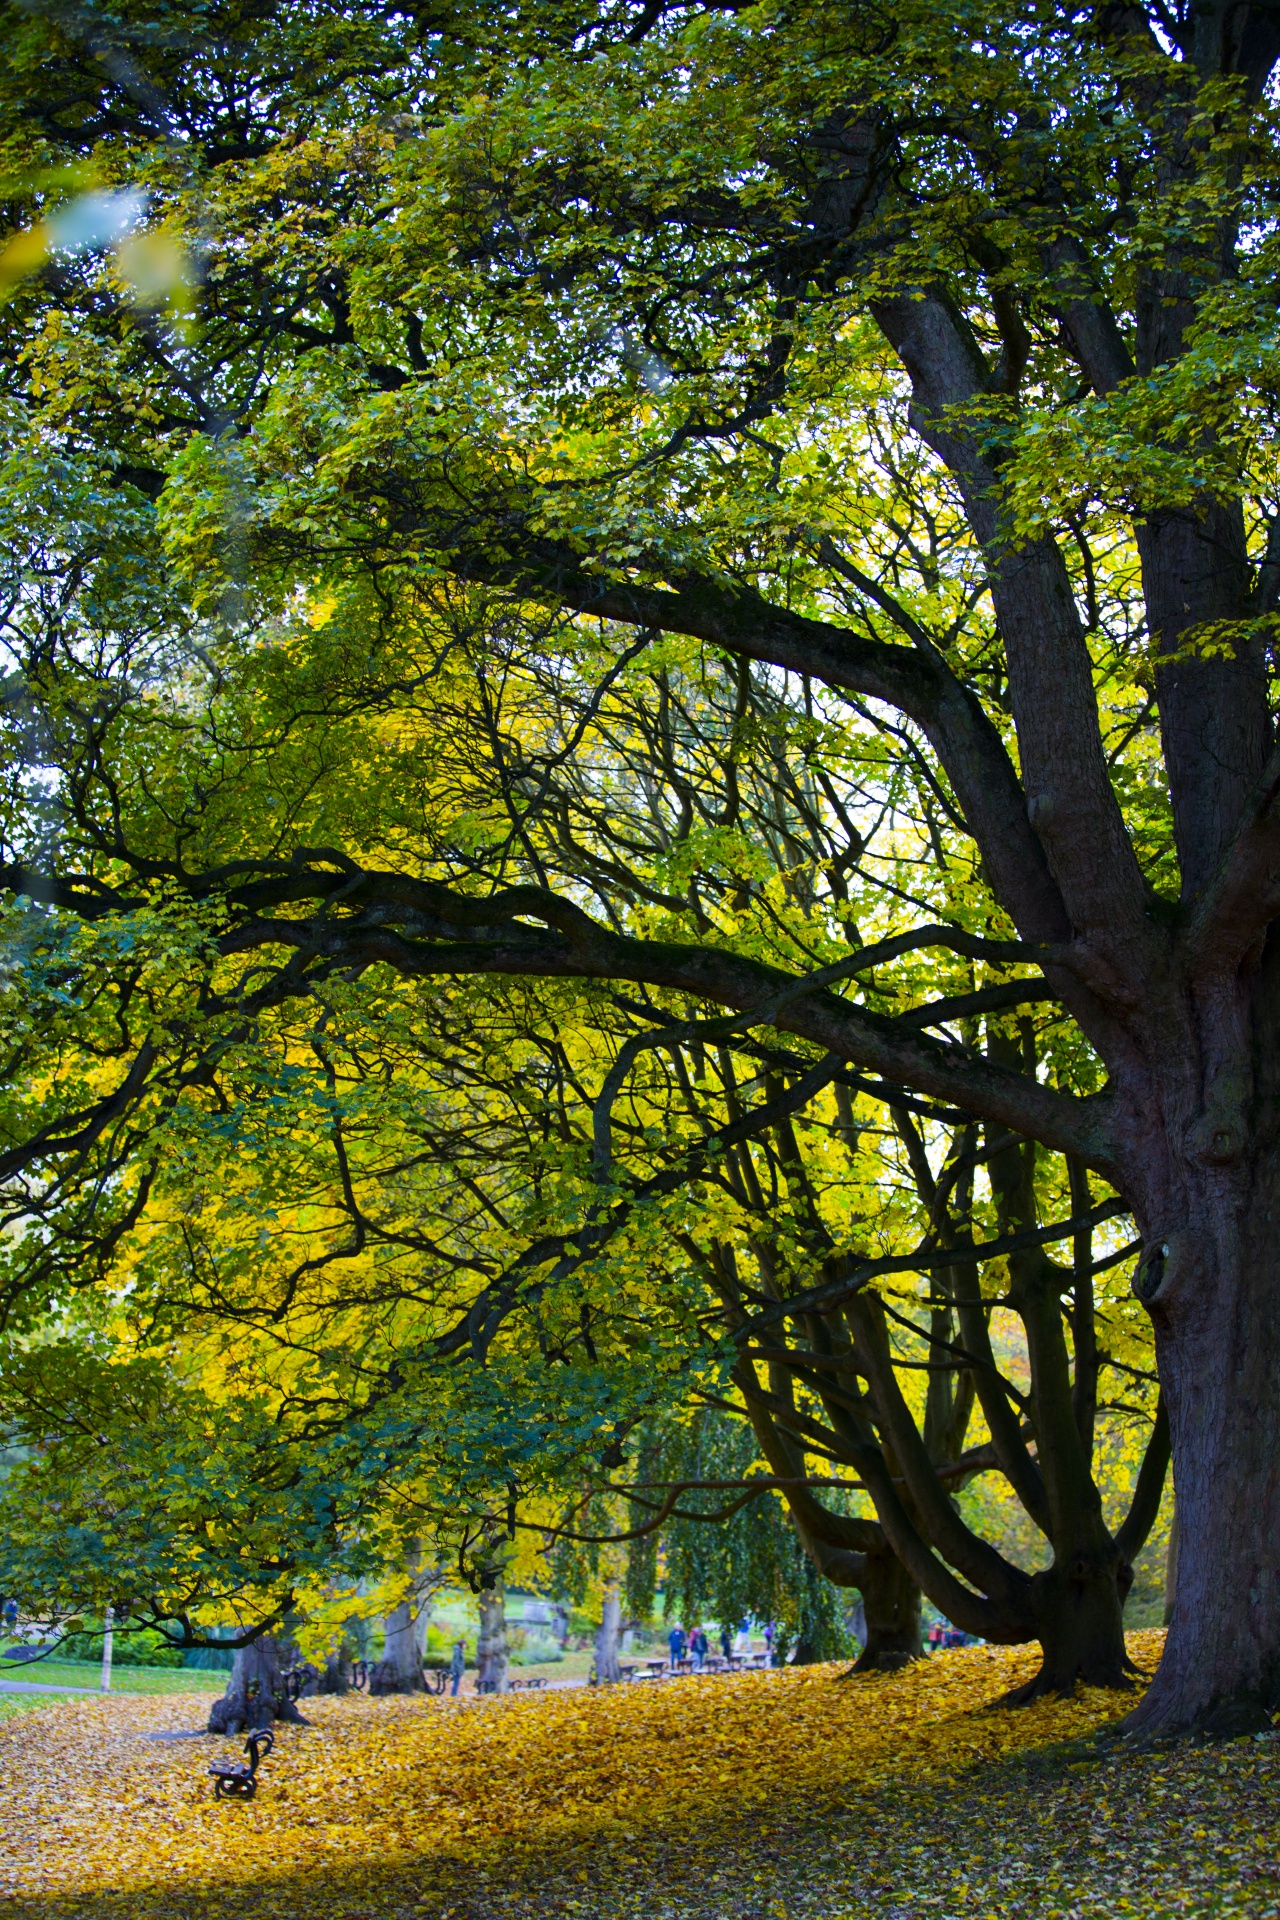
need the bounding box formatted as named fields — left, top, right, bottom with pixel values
left=100, top=1606, right=114, bottom=1693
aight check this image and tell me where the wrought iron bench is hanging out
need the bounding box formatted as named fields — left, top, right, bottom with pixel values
left=209, top=1728, right=274, bottom=1801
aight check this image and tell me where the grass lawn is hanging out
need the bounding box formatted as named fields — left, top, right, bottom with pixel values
left=0, top=1659, right=228, bottom=1695
left=506, top=1648, right=594, bottom=1683
left=1, top=1631, right=1276, bottom=1920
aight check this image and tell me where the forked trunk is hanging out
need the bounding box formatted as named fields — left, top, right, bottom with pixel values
left=476, top=1585, right=509, bottom=1693
left=207, top=1635, right=308, bottom=1734
left=1122, top=1182, right=1280, bottom=1739
left=850, top=1545, right=922, bottom=1673
left=1003, top=1557, right=1135, bottom=1704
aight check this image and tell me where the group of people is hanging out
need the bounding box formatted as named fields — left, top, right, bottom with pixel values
left=666, top=1619, right=769, bottom=1671
left=926, top=1622, right=975, bottom=1652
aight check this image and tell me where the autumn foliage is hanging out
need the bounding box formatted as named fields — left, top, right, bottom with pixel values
left=5, top=1635, right=1278, bottom=1919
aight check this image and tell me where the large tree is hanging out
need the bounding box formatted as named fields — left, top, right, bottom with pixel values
left=3, top=0, right=1280, bottom=1737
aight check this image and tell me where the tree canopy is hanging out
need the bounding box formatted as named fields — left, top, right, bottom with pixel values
left=2, top=0, right=1278, bottom=1736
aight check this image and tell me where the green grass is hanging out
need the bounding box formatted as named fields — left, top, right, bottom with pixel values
left=0, top=1659, right=227, bottom=1694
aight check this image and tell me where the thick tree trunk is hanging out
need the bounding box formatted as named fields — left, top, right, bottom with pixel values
left=207, top=1635, right=308, bottom=1734
left=593, top=1590, right=622, bottom=1683
left=1121, top=1190, right=1280, bottom=1739
left=476, top=1584, right=509, bottom=1693
left=369, top=1594, right=426, bottom=1695
left=320, top=1644, right=352, bottom=1695
left=999, top=1558, right=1136, bottom=1704
left=849, top=1545, right=922, bottom=1673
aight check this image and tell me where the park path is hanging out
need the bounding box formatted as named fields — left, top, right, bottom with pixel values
left=0, top=1677, right=99, bottom=1694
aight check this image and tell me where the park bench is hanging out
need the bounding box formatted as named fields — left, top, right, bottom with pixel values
left=281, top=1664, right=320, bottom=1702
left=209, top=1728, right=273, bottom=1801
left=508, top=1675, right=548, bottom=1691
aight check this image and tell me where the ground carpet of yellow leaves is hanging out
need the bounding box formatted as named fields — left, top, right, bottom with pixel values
left=1, top=1631, right=1276, bottom=1919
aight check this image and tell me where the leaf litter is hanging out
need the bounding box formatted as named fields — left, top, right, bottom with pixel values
left=1, top=1631, right=1277, bottom=1919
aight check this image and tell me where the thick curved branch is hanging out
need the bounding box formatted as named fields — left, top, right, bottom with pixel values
left=868, top=289, right=1152, bottom=975
left=211, top=883, right=1117, bottom=1170
left=1114, top=1394, right=1171, bottom=1565
left=1183, top=741, right=1280, bottom=975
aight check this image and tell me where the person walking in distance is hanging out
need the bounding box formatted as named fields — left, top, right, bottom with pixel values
left=449, top=1638, right=466, bottom=1696
left=667, top=1621, right=687, bottom=1670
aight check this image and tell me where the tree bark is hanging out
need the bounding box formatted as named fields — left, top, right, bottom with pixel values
left=1121, top=1172, right=1280, bottom=1738
left=207, top=1635, right=308, bottom=1734
left=369, top=1594, right=425, bottom=1695
left=1164, top=1506, right=1178, bottom=1629
left=594, top=1590, right=622, bottom=1684
left=998, top=1559, right=1136, bottom=1704
left=369, top=1541, right=430, bottom=1695
left=476, top=1584, right=509, bottom=1693
left=319, top=1643, right=352, bottom=1695
left=850, top=1545, right=922, bottom=1673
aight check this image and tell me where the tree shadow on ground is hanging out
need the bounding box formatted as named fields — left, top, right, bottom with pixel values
left=7, top=1731, right=1280, bottom=1920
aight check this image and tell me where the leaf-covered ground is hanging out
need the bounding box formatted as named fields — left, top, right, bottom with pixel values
left=2, top=1631, right=1276, bottom=1919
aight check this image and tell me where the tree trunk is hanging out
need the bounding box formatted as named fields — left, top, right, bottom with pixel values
left=998, top=1557, right=1136, bottom=1704
left=319, top=1644, right=352, bottom=1695
left=207, top=1635, right=308, bottom=1734
left=849, top=1545, right=923, bottom=1673
left=476, top=1584, right=509, bottom=1693
left=741, top=1371, right=926, bottom=1673
left=594, top=1590, right=622, bottom=1684
left=1121, top=1195, right=1280, bottom=1739
left=369, top=1595, right=425, bottom=1695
